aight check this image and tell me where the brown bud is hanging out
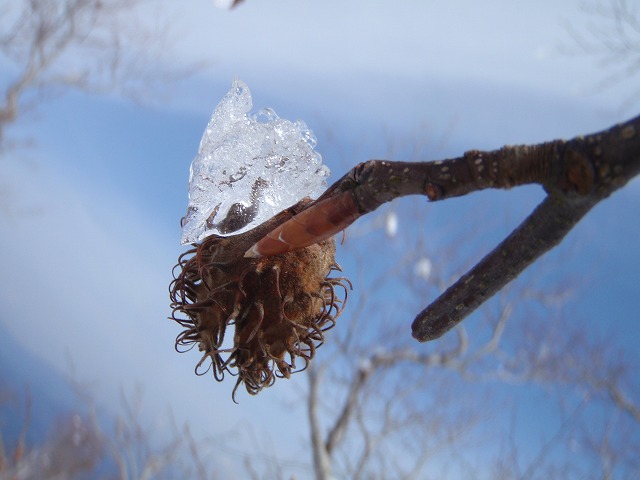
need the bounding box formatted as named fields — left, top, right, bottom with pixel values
left=169, top=205, right=350, bottom=401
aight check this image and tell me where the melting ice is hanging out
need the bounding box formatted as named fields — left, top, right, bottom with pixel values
left=181, top=79, right=330, bottom=245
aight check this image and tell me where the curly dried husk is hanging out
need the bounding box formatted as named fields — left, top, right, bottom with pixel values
left=169, top=200, right=350, bottom=400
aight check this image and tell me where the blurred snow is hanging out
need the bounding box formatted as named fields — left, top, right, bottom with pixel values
left=385, top=211, right=398, bottom=238
left=211, top=0, right=240, bottom=10
left=414, top=257, right=433, bottom=281
left=181, top=79, right=329, bottom=244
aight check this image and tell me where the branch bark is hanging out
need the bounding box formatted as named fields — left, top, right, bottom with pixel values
left=270, top=114, right=640, bottom=341
left=412, top=115, right=640, bottom=340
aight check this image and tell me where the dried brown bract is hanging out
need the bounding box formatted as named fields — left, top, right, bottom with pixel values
left=169, top=200, right=350, bottom=401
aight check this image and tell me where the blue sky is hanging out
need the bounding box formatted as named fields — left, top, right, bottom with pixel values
left=1, top=0, right=639, bottom=476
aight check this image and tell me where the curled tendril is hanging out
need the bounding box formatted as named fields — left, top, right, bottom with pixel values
left=169, top=229, right=350, bottom=402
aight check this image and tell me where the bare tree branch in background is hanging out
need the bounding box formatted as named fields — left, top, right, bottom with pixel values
left=297, top=211, right=640, bottom=479
left=563, top=0, right=640, bottom=107
left=0, top=0, right=197, bottom=149
left=487, top=311, right=640, bottom=479
left=195, top=130, right=539, bottom=477
left=0, top=382, right=218, bottom=479
left=291, top=195, right=526, bottom=479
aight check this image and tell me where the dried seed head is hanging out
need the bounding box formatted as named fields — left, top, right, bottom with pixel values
left=169, top=200, right=350, bottom=401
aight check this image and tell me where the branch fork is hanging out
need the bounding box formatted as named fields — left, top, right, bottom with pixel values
left=250, top=115, right=640, bottom=341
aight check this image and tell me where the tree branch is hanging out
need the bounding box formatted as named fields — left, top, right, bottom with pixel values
left=324, top=365, right=369, bottom=456
left=413, top=115, right=640, bottom=340
left=308, top=367, right=334, bottom=480
left=263, top=114, right=640, bottom=341
left=412, top=193, right=594, bottom=340
left=0, top=0, right=197, bottom=147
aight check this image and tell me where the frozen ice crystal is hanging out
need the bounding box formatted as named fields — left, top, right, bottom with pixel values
left=181, top=79, right=330, bottom=245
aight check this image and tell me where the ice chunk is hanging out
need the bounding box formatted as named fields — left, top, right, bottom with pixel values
left=181, top=79, right=330, bottom=245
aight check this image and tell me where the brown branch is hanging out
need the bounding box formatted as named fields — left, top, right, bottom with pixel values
left=298, top=114, right=640, bottom=341
left=315, top=136, right=558, bottom=211
left=413, top=115, right=640, bottom=340
left=411, top=193, right=594, bottom=341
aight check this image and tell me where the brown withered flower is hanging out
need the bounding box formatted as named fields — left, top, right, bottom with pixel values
left=169, top=199, right=350, bottom=401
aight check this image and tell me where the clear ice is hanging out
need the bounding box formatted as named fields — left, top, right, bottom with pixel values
left=181, top=79, right=330, bottom=245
